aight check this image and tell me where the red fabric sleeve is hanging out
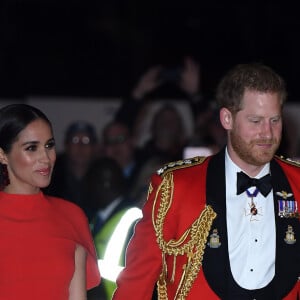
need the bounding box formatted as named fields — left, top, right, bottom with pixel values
left=47, top=196, right=101, bottom=290
left=71, top=205, right=101, bottom=290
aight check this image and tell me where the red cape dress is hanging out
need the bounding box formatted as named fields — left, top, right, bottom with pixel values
left=0, top=191, right=100, bottom=300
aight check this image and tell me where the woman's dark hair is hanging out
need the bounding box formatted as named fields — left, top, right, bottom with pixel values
left=0, top=103, right=52, bottom=154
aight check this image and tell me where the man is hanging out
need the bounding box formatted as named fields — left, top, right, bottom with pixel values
left=101, top=120, right=139, bottom=185
left=83, top=157, right=140, bottom=300
left=112, top=63, right=299, bottom=299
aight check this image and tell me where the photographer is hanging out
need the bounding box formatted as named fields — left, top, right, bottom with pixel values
left=114, top=56, right=205, bottom=133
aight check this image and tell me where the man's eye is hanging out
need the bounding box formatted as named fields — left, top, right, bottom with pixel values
left=271, top=118, right=280, bottom=123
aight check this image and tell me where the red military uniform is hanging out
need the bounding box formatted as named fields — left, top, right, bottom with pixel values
left=113, top=151, right=299, bottom=299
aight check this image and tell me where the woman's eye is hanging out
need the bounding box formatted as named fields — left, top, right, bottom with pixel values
left=46, top=140, right=56, bottom=149
left=26, top=145, right=37, bottom=151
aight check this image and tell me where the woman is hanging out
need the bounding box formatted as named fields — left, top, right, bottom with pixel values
left=0, top=104, right=100, bottom=299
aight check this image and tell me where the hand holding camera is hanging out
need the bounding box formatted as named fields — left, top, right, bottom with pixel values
left=131, top=56, right=201, bottom=100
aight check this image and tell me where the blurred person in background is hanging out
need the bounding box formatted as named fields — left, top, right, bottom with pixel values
left=114, top=55, right=226, bottom=162
left=137, top=103, right=188, bottom=163
left=115, top=56, right=205, bottom=135
left=129, top=155, right=166, bottom=208
left=100, top=120, right=143, bottom=193
left=45, top=120, right=98, bottom=214
left=83, top=157, right=140, bottom=300
left=188, top=106, right=227, bottom=155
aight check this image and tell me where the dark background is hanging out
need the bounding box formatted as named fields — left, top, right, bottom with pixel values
left=1, top=1, right=300, bottom=101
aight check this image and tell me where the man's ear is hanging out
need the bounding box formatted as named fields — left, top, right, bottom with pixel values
left=219, top=107, right=233, bottom=130
left=0, top=148, right=8, bottom=164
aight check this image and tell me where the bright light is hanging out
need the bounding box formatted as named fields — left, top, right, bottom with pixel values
left=98, top=259, right=124, bottom=282
left=98, top=207, right=142, bottom=282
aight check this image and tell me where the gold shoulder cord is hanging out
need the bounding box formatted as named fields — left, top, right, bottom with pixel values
left=276, top=155, right=300, bottom=167
left=152, top=172, right=217, bottom=300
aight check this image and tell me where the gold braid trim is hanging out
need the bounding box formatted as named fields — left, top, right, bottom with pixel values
left=153, top=172, right=217, bottom=300
left=276, top=155, right=300, bottom=167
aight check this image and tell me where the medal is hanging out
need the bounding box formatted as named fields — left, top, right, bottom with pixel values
left=284, top=225, right=296, bottom=245
left=276, top=191, right=299, bottom=218
left=245, top=188, right=262, bottom=221
left=207, top=228, right=221, bottom=248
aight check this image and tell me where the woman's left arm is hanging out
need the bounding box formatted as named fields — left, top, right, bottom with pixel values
left=69, top=245, right=87, bottom=300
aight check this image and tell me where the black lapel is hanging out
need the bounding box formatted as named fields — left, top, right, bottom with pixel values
left=202, top=156, right=299, bottom=299
left=202, top=149, right=230, bottom=298
left=269, top=160, right=299, bottom=297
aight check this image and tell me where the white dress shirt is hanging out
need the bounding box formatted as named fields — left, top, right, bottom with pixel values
left=225, top=148, right=276, bottom=289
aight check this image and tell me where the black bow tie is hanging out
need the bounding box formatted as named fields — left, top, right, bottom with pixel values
left=236, top=172, right=272, bottom=197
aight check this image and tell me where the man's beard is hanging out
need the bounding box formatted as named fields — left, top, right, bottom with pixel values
left=230, top=130, right=280, bottom=166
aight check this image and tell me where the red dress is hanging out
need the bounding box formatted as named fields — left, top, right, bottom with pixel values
left=0, top=191, right=100, bottom=300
